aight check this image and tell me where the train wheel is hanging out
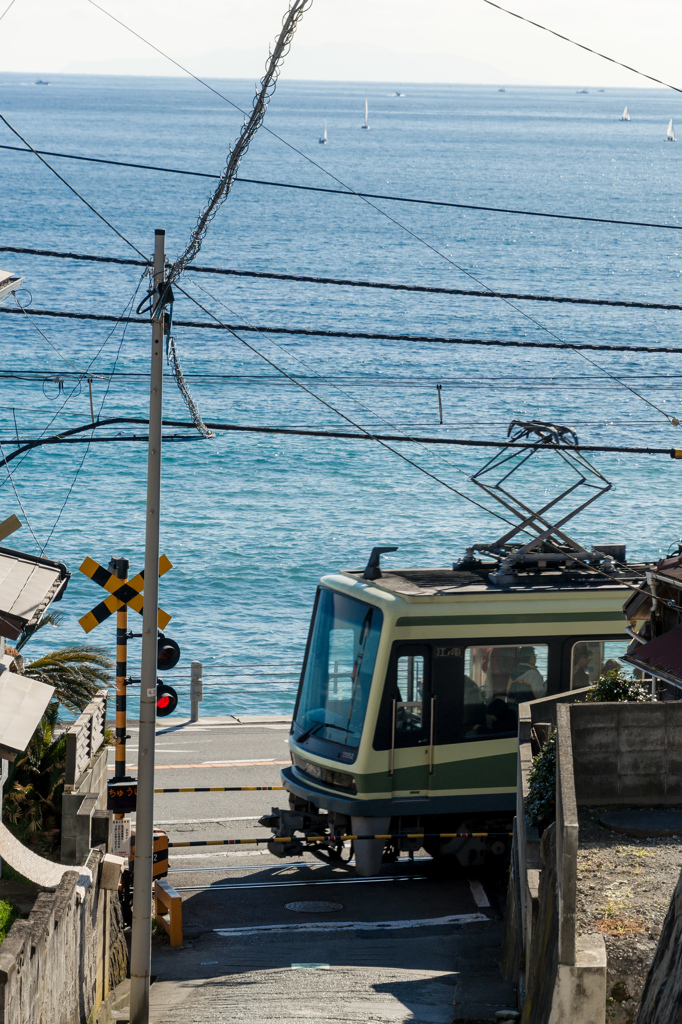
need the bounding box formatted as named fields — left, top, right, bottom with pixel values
left=351, top=816, right=390, bottom=877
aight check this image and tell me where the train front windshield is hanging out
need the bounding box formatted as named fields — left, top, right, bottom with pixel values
left=294, top=589, right=383, bottom=750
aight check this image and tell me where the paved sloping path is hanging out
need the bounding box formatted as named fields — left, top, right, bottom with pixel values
left=150, top=919, right=513, bottom=1023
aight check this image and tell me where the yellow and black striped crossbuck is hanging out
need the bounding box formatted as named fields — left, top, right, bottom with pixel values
left=78, top=554, right=173, bottom=633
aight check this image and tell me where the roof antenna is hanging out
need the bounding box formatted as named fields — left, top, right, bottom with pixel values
left=363, top=546, right=398, bottom=581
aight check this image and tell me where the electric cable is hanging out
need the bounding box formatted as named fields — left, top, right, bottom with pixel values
left=481, top=0, right=682, bottom=95
left=0, top=440, right=45, bottom=554
left=5, top=245, right=682, bottom=315
left=83, top=0, right=680, bottom=425
left=41, top=273, right=147, bottom=548
left=2, top=142, right=681, bottom=233
left=12, top=292, right=105, bottom=376
left=189, top=274, right=496, bottom=495
left=3, top=416, right=678, bottom=458
left=151, top=1, right=311, bottom=436
left=4, top=302, right=682, bottom=355
left=0, top=0, right=17, bottom=23
left=174, top=282, right=520, bottom=528
left=0, top=112, right=147, bottom=260
left=167, top=0, right=311, bottom=285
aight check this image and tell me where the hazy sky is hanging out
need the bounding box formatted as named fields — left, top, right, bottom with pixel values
left=0, top=0, right=679, bottom=87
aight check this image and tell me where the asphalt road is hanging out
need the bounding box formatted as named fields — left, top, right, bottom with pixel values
left=111, top=718, right=517, bottom=1023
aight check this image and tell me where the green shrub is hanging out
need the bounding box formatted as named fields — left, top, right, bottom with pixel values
left=584, top=668, right=652, bottom=703
left=525, top=731, right=557, bottom=829
left=0, top=900, right=20, bottom=945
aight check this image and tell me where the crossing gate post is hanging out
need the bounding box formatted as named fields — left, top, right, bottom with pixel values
left=110, top=556, right=129, bottom=808
left=190, top=661, right=203, bottom=723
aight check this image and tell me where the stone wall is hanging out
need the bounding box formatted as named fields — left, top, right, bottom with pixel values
left=0, top=850, right=128, bottom=1024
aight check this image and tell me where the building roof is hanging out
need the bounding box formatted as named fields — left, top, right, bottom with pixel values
left=0, top=654, right=54, bottom=761
left=0, top=545, right=70, bottom=640
left=624, top=623, right=682, bottom=684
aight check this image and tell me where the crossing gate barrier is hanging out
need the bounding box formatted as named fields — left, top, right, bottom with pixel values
left=166, top=831, right=514, bottom=849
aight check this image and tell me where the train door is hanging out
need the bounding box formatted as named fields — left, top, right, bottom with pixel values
left=385, top=643, right=433, bottom=796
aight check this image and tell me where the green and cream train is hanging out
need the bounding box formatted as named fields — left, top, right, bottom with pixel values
left=262, top=546, right=648, bottom=875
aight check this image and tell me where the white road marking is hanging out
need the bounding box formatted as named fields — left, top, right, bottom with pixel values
left=469, top=880, right=490, bottom=908
left=214, top=914, right=487, bottom=937
left=170, top=849, right=274, bottom=861
left=154, top=816, right=260, bottom=825
left=202, top=758, right=281, bottom=764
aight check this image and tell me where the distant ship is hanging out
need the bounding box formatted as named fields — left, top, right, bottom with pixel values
left=498, top=87, right=506, bottom=93
left=390, top=90, right=405, bottom=97
left=666, top=118, right=676, bottom=142
left=35, top=80, right=49, bottom=86
left=319, top=119, right=327, bottom=144
left=620, top=106, right=631, bottom=121
left=576, top=89, right=589, bottom=94
left=361, top=97, right=370, bottom=129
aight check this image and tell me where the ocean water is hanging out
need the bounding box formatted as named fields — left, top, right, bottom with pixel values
left=1, top=73, right=682, bottom=716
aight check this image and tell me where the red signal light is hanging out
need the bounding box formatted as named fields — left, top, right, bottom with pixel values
left=156, top=682, right=178, bottom=717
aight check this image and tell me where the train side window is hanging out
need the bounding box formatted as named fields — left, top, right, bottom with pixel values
left=463, top=643, right=549, bottom=737
left=570, top=640, right=637, bottom=689
left=395, top=654, right=424, bottom=734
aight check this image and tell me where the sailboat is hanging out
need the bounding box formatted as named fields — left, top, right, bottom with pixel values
left=620, top=106, right=630, bottom=121
left=361, top=98, right=370, bottom=130
left=319, top=119, right=327, bottom=145
left=666, top=118, right=676, bottom=142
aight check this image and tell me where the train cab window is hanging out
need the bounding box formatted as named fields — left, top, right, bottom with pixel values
left=570, top=640, right=636, bottom=689
left=395, top=654, right=424, bottom=734
left=463, top=644, right=549, bottom=737
left=294, top=590, right=383, bottom=749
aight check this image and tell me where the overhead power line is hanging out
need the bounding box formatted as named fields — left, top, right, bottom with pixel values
left=0, top=118, right=145, bottom=259
left=3, top=303, right=682, bottom=355
left=481, top=0, right=682, bottom=95
left=82, top=0, right=680, bottom=428
left=3, top=246, right=682, bottom=313
left=2, top=143, right=680, bottom=233
left=1, top=416, right=679, bottom=459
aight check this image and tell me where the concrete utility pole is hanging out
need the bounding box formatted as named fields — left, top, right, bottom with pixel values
left=130, top=229, right=165, bottom=1024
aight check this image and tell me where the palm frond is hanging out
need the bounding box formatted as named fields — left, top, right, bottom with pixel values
left=22, top=645, right=113, bottom=713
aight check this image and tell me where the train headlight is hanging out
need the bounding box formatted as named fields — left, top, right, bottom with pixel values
left=292, top=753, right=356, bottom=793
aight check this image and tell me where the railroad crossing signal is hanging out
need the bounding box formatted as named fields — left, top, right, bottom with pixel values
left=78, top=554, right=173, bottom=633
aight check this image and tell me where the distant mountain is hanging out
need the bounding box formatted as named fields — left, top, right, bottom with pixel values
left=63, top=42, right=525, bottom=84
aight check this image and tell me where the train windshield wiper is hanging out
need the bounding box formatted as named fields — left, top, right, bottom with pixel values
left=296, top=721, right=324, bottom=744
left=296, top=719, right=348, bottom=744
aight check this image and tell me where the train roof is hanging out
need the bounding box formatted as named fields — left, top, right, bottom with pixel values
left=339, top=563, right=652, bottom=598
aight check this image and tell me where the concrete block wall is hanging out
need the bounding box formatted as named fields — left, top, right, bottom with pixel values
left=570, top=702, right=682, bottom=806
left=62, top=747, right=109, bottom=865
left=0, top=851, right=127, bottom=1024
left=507, top=698, right=682, bottom=1023
left=506, top=695, right=614, bottom=1024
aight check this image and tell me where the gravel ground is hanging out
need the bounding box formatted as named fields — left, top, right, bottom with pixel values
left=575, top=809, right=682, bottom=1024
